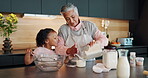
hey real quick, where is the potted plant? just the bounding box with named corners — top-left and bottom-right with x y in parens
top-left (0, 13), bottom-right (18, 54)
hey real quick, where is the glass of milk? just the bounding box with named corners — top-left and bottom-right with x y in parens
top-left (75, 54), bottom-right (86, 67)
top-left (76, 60), bottom-right (86, 67)
top-left (117, 49), bottom-right (130, 78)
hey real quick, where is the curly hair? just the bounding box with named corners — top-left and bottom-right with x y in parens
top-left (36, 28), bottom-right (56, 47)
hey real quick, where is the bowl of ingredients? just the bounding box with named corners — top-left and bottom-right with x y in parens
top-left (111, 42), bottom-right (121, 46)
top-left (33, 54), bottom-right (64, 72)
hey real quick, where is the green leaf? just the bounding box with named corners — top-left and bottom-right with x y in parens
top-left (0, 14), bottom-right (18, 38)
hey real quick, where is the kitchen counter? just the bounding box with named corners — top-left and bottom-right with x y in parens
top-left (0, 45), bottom-right (147, 67)
top-left (116, 46), bottom-right (148, 57)
top-left (116, 45), bottom-right (148, 49)
top-left (0, 58), bottom-right (148, 78)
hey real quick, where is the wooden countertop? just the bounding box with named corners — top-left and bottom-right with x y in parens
top-left (0, 58), bottom-right (148, 78)
top-left (0, 49), bottom-right (25, 56)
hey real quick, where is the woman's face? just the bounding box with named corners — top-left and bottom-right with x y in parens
top-left (46, 32), bottom-right (58, 46)
top-left (62, 9), bottom-right (79, 27)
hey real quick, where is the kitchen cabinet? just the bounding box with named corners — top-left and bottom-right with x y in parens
top-left (67, 0), bottom-right (89, 16)
top-left (89, 0), bottom-right (138, 20)
top-left (0, 56), bottom-right (13, 66)
top-left (42, 0), bottom-right (66, 15)
top-left (0, 49), bottom-right (34, 67)
top-left (0, 55), bottom-right (25, 66)
top-left (0, 0), bottom-right (11, 12)
top-left (108, 0), bottom-right (139, 20)
top-left (124, 0), bottom-right (139, 20)
top-left (108, 0), bottom-right (124, 19)
top-left (89, 0), bottom-right (107, 18)
top-left (0, 0), bottom-right (139, 20)
top-left (11, 0), bottom-right (41, 14)
top-left (13, 55), bottom-right (24, 65)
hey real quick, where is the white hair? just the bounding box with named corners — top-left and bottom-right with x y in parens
top-left (60, 3), bottom-right (79, 15)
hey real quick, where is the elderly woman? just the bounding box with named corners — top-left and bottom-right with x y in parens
top-left (55, 3), bottom-right (108, 58)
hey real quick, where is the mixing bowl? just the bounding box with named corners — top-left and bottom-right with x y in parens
top-left (33, 54), bottom-right (64, 72)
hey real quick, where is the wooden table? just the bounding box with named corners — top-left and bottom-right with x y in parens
top-left (0, 58), bottom-right (148, 78)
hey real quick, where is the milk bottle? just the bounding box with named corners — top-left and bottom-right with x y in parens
top-left (117, 49), bottom-right (130, 78)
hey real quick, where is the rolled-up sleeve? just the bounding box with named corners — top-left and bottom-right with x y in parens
top-left (94, 30), bottom-right (108, 48)
top-left (55, 36), bottom-right (68, 55)
top-left (89, 22), bottom-right (108, 48)
top-left (55, 26), bottom-right (69, 55)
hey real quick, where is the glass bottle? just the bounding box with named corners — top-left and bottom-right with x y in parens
top-left (117, 49), bottom-right (130, 78)
top-left (130, 52), bottom-right (136, 67)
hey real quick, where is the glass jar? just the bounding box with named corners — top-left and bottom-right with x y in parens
top-left (102, 49), bottom-right (118, 69)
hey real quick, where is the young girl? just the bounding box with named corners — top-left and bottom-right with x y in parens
top-left (24, 28), bottom-right (58, 65)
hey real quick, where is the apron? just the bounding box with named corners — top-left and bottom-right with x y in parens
top-left (65, 23), bottom-right (93, 57)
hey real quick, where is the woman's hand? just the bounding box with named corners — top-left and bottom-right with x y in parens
top-left (88, 40), bottom-right (96, 47)
top-left (66, 44), bottom-right (77, 56)
top-left (64, 55), bottom-right (74, 64)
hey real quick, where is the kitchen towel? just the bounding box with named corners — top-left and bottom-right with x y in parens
top-left (92, 63), bottom-right (111, 73)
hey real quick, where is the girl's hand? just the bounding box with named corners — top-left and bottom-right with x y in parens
top-left (26, 48), bottom-right (33, 55)
top-left (25, 48), bottom-right (34, 65)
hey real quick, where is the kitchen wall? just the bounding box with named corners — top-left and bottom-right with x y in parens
top-left (0, 15), bottom-right (129, 50)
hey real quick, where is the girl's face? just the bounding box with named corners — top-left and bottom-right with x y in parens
top-left (46, 32), bottom-right (58, 46)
